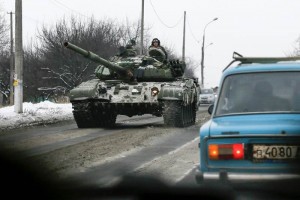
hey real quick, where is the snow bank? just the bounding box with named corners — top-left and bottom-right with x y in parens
top-left (0, 101), bottom-right (73, 130)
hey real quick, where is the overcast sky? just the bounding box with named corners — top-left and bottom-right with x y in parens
top-left (1, 0), bottom-right (300, 88)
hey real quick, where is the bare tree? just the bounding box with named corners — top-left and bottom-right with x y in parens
top-left (0, 11), bottom-right (9, 52)
top-left (23, 43), bottom-right (47, 102)
top-left (183, 57), bottom-right (199, 78)
top-left (290, 36), bottom-right (300, 56)
top-left (118, 19), bottom-right (154, 55)
top-left (0, 51), bottom-right (10, 105)
top-left (34, 16), bottom-right (124, 98)
top-left (0, 9), bottom-right (9, 105)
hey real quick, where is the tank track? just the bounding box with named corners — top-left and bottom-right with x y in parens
top-left (72, 101), bottom-right (117, 128)
top-left (72, 100), bottom-right (196, 128)
top-left (162, 100), bottom-right (197, 127)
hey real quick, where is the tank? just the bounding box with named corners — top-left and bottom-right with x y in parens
top-left (64, 41), bottom-right (200, 128)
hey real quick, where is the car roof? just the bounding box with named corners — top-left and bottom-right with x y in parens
top-left (223, 63), bottom-right (300, 76)
top-left (222, 52), bottom-right (300, 77)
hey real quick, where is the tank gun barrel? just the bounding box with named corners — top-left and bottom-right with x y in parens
top-left (64, 42), bottom-right (132, 79)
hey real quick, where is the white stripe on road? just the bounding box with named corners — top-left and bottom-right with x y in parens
top-left (132, 136), bottom-right (200, 184)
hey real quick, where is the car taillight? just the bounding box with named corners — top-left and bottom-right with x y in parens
top-left (208, 143), bottom-right (244, 160)
top-left (232, 143), bottom-right (244, 159)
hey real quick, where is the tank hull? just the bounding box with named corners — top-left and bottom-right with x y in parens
top-left (70, 79), bottom-right (199, 128)
top-left (64, 41), bottom-right (200, 128)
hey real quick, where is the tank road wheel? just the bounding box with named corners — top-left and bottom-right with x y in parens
top-left (163, 101), bottom-right (185, 127)
top-left (186, 103), bottom-right (191, 124)
top-left (192, 101), bottom-right (197, 124)
top-left (186, 101), bottom-right (197, 126)
top-left (175, 102), bottom-right (186, 127)
top-left (163, 100), bottom-right (197, 127)
top-left (188, 104), bottom-right (194, 125)
top-left (92, 103), bottom-right (117, 128)
top-left (163, 101), bottom-right (176, 126)
top-left (162, 101), bottom-right (172, 126)
top-left (72, 101), bottom-right (99, 128)
top-left (102, 112), bottom-right (117, 128)
top-left (72, 101), bottom-right (117, 128)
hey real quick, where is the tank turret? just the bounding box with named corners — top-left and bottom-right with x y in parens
top-left (64, 41), bottom-right (186, 81)
top-left (64, 42), bottom-right (133, 80)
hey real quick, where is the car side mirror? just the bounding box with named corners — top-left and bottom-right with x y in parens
top-left (208, 104), bottom-right (214, 115)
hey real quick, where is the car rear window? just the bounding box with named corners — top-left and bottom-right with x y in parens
top-left (215, 72), bottom-right (300, 116)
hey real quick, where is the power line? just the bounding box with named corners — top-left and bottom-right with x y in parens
top-left (23, 15), bottom-right (43, 25)
top-left (187, 17), bottom-right (200, 44)
top-left (50, 0), bottom-right (91, 20)
top-left (48, 0), bottom-right (69, 12)
top-left (21, 0), bottom-right (91, 26)
top-left (149, 0), bottom-right (183, 29)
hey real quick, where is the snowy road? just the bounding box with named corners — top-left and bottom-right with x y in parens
top-left (0, 103), bottom-right (210, 187)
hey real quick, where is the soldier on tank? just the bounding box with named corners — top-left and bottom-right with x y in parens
top-left (148, 38), bottom-right (168, 61)
top-left (119, 39), bottom-right (137, 57)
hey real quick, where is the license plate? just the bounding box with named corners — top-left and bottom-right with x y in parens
top-left (253, 145), bottom-right (299, 159)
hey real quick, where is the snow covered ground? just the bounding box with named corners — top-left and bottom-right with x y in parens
top-left (0, 101), bottom-right (73, 130)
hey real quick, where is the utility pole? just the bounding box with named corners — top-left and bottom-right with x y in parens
top-left (14, 0), bottom-right (23, 113)
top-left (182, 11), bottom-right (186, 62)
top-left (140, 0), bottom-right (144, 55)
top-left (200, 33), bottom-right (205, 88)
top-left (7, 11), bottom-right (14, 106)
top-left (200, 17), bottom-right (218, 87)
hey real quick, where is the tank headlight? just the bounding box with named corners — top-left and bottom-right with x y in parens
top-left (132, 88), bottom-right (139, 95)
top-left (151, 87), bottom-right (159, 96)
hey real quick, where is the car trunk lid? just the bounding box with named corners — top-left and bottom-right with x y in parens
top-left (209, 114), bottom-right (300, 137)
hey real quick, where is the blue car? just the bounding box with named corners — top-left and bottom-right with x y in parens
top-left (196, 52), bottom-right (300, 182)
